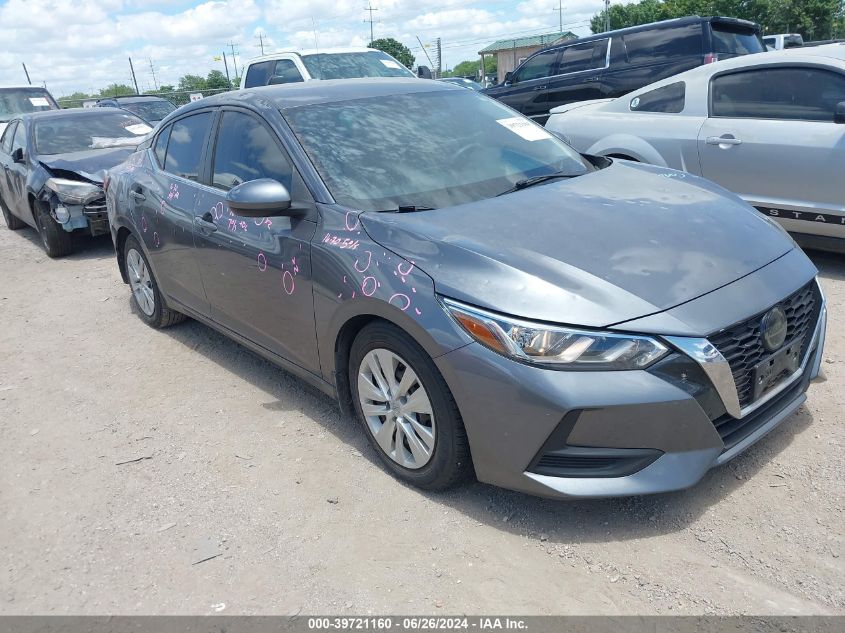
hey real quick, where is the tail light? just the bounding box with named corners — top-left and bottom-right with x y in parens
top-left (704, 53), bottom-right (719, 64)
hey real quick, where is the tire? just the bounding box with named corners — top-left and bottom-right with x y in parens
top-left (33, 199), bottom-right (73, 257)
top-left (349, 321), bottom-right (472, 490)
top-left (0, 195), bottom-right (26, 231)
top-left (123, 235), bottom-right (185, 329)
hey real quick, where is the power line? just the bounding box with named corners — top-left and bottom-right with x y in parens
top-left (364, 3), bottom-right (378, 43)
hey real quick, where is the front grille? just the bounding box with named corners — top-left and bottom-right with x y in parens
top-left (709, 281), bottom-right (820, 409)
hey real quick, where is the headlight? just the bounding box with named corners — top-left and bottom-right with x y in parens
top-left (442, 298), bottom-right (669, 370)
top-left (45, 178), bottom-right (102, 205)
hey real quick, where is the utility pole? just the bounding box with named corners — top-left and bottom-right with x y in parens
top-left (436, 37), bottom-right (442, 79)
top-left (554, 1), bottom-right (564, 33)
top-left (222, 51), bottom-right (231, 84)
top-left (605, 0), bottom-right (611, 32)
top-left (364, 3), bottom-right (378, 44)
top-left (128, 57), bottom-right (140, 95)
top-left (227, 42), bottom-right (239, 78)
top-left (22, 63), bottom-right (31, 85)
top-left (148, 58), bottom-right (158, 90)
top-left (256, 32), bottom-right (266, 56)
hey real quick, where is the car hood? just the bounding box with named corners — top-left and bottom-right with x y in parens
top-left (360, 161), bottom-right (794, 328)
top-left (37, 147), bottom-right (137, 184)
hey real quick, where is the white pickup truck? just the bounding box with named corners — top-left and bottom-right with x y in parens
top-left (240, 47), bottom-right (416, 89)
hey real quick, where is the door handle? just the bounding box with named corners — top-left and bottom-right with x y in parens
top-left (706, 135), bottom-right (742, 146)
top-left (129, 188), bottom-right (146, 202)
top-left (194, 213), bottom-right (218, 233)
top-left (533, 85), bottom-right (548, 91)
top-left (586, 76), bottom-right (600, 82)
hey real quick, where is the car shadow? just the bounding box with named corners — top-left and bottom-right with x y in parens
top-left (8, 224), bottom-right (114, 261)
top-left (807, 248), bottom-right (845, 281)
top-left (150, 296), bottom-right (818, 544)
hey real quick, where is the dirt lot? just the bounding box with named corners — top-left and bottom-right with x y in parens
top-left (0, 220), bottom-right (842, 616)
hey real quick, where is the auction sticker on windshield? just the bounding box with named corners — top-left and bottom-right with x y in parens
top-left (29, 97), bottom-right (50, 107)
top-left (380, 59), bottom-right (402, 69)
top-left (496, 117), bottom-right (552, 141)
top-left (125, 124), bottom-right (153, 135)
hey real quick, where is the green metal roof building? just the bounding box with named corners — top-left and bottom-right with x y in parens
top-left (478, 31), bottom-right (577, 84)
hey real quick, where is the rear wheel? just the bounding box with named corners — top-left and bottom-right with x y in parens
top-left (0, 195), bottom-right (26, 230)
top-left (349, 322), bottom-right (472, 490)
top-left (124, 235), bottom-right (185, 328)
top-left (33, 200), bottom-right (73, 257)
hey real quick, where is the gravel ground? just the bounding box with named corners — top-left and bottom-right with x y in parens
top-left (0, 220), bottom-right (842, 616)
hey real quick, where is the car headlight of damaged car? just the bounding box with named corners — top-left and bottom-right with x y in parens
top-left (45, 178), bottom-right (103, 205)
top-left (442, 298), bottom-right (669, 370)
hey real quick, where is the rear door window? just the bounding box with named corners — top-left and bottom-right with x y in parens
top-left (153, 124), bottom-right (171, 167)
top-left (630, 82), bottom-right (686, 113)
top-left (244, 61), bottom-right (273, 88)
top-left (710, 23), bottom-right (764, 56)
top-left (557, 39), bottom-right (608, 74)
top-left (270, 59), bottom-right (304, 84)
top-left (211, 111), bottom-right (292, 191)
top-left (711, 67), bottom-right (845, 121)
top-left (162, 112), bottom-right (212, 181)
top-left (514, 49), bottom-right (559, 82)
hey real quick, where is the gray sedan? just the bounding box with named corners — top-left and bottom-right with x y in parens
top-left (545, 45), bottom-right (845, 253)
top-left (105, 79), bottom-right (825, 499)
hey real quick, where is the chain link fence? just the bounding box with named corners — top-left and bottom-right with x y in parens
top-left (57, 88), bottom-right (233, 110)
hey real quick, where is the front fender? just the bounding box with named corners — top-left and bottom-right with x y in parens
top-left (585, 134), bottom-right (668, 167)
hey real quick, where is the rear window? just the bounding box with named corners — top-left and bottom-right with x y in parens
top-left (621, 25), bottom-right (701, 64)
top-left (301, 51), bottom-right (415, 80)
top-left (630, 82), bottom-right (686, 113)
top-left (244, 61), bottom-right (273, 88)
top-left (120, 99), bottom-right (176, 123)
top-left (0, 88), bottom-right (58, 122)
top-left (711, 23), bottom-right (764, 55)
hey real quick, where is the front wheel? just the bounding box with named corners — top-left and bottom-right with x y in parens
top-left (123, 236), bottom-right (185, 328)
top-left (349, 322), bottom-right (472, 490)
top-left (33, 200), bottom-right (73, 257)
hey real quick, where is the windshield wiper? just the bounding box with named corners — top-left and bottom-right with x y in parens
top-left (496, 171), bottom-right (575, 197)
top-left (379, 205), bottom-right (437, 213)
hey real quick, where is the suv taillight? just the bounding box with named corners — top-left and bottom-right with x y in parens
top-left (704, 53), bottom-right (719, 64)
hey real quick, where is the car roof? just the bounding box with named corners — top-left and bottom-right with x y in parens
top-left (0, 85), bottom-right (52, 91)
top-left (176, 78), bottom-right (457, 113)
top-left (245, 47), bottom-right (379, 65)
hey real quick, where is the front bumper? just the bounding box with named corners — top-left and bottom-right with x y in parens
top-left (434, 286), bottom-right (826, 500)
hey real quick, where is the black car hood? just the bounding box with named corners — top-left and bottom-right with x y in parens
top-left (360, 161), bottom-right (794, 328)
top-left (37, 147), bottom-right (136, 184)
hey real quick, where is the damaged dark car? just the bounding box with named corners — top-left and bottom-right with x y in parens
top-left (0, 108), bottom-right (152, 257)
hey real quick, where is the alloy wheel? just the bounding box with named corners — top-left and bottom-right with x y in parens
top-left (357, 348), bottom-right (436, 469)
top-left (126, 248), bottom-right (155, 316)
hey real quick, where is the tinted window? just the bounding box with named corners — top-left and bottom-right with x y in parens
top-left (34, 112), bottom-right (150, 155)
top-left (711, 24), bottom-right (764, 56)
top-left (514, 49), bottom-right (558, 82)
top-left (284, 89), bottom-right (588, 211)
top-left (211, 111), bottom-right (292, 191)
top-left (245, 61), bottom-right (273, 88)
top-left (0, 88), bottom-right (58, 122)
top-left (1, 122), bottom-right (17, 154)
top-left (711, 67), bottom-right (845, 121)
top-left (270, 59), bottom-right (304, 84)
top-left (12, 123), bottom-right (27, 153)
top-left (154, 124), bottom-right (171, 167)
top-left (622, 25), bottom-right (701, 64)
top-left (630, 82), bottom-right (686, 113)
top-left (558, 40), bottom-right (607, 74)
top-left (301, 51), bottom-right (415, 79)
top-left (120, 99), bottom-right (177, 123)
top-left (163, 112), bottom-right (212, 180)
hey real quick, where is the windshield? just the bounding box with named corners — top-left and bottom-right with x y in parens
top-left (0, 88), bottom-right (58, 122)
top-left (119, 100), bottom-right (176, 122)
top-left (301, 51), bottom-right (415, 80)
top-left (712, 24), bottom-right (764, 56)
top-left (34, 112), bottom-right (152, 155)
top-left (284, 89), bottom-right (589, 211)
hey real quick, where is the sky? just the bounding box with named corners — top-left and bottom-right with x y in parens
top-left (0, 0), bottom-right (625, 96)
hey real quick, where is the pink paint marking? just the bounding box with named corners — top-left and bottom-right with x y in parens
top-left (212, 202), bottom-right (224, 220)
top-left (412, 287), bottom-right (417, 293)
top-left (414, 308), bottom-right (422, 316)
top-left (283, 270), bottom-right (295, 295)
top-left (257, 252), bottom-right (267, 272)
top-left (361, 276), bottom-right (377, 297)
top-left (153, 232), bottom-right (160, 248)
top-left (141, 216), bottom-right (147, 232)
top-left (397, 261), bottom-right (415, 276)
top-left (389, 293), bottom-right (412, 311)
top-left (354, 250), bottom-right (372, 273)
top-left (345, 211), bottom-right (360, 231)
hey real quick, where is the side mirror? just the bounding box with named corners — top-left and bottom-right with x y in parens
top-left (835, 101), bottom-right (845, 124)
top-left (504, 71), bottom-right (514, 85)
top-left (417, 66), bottom-right (432, 80)
top-left (226, 179), bottom-right (296, 217)
top-left (11, 148), bottom-right (24, 163)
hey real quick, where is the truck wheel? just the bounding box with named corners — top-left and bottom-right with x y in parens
top-left (33, 200), bottom-right (73, 257)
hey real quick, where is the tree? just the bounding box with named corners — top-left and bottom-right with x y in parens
top-left (205, 69), bottom-right (231, 90)
top-left (58, 91), bottom-right (92, 101)
top-left (368, 37), bottom-right (415, 69)
top-left (99, 83), bottom-right (137, 97)
top-left (448, 57), bottom-right (497, 79)
top-left (590, 0), bottom-right (845, 39)
top-left (177, 74), bottom-right (207, 92)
